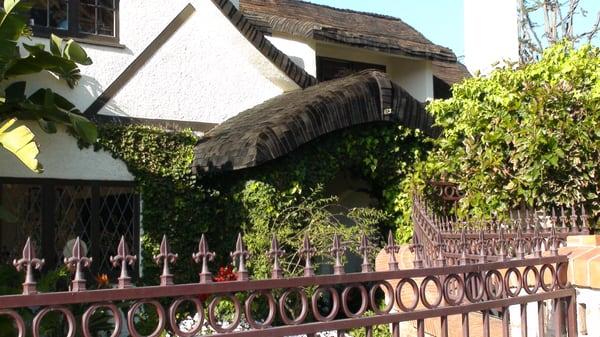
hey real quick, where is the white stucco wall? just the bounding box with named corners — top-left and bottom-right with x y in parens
top-left (316, 43), bottom-right (433, 101)
top-left (267, 34), bottom-right (317, 77)
top-left (0, 122), bottom-right (133, 181)
top-left (13, 0), bottom-right (299, 124)
top-left (464, 0), bottom-right (519, 75)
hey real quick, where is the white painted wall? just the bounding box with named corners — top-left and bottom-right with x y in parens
top-left (11, 0), bottom-right (299, 125)
top-left (267, 34), bottom-right (317, 77)
top-left (0, 122), bottom-right (133, 181)
top-left (316, 43), bottom-right (433, 101)
top-left (464, 0), bottom-right (519, 75)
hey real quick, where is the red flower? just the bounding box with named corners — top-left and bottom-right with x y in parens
top-left (199, 265), bottom-right (237, 302)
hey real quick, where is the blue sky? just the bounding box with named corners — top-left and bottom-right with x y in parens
top-left (308, 0), bottom-right (600, 60)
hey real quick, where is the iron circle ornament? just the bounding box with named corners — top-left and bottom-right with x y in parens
top-left (556, 262), bottom-right (570, 289)
top-left (127, 300), bottom-right (166, 337)
top-left (540, 264), bottom-right (557, 292)
top-left (485, 270), bottom-right (505, 300)
top-left (208, 294), bottom-right (242, 333)
top-left (311, 286), bottom-right (340, 322)
top-left (523, 266), bottom-right (541, 294)
top-left (503, 268), bottom-right (523, 297)
top-left (33, 307), bottom-right (77, 337)
top-left (464, 272), bottom-right (484, 302)
top-left (369, 281), bottom-right (395, 314)
top-left (278, 288), bottom-right (309, 325)
top-left (420, 276), bottom-right (443, 309)
top-left (443, 274), bottom-right (465, 306)
top-left (341, 284), bottom-right (369, 318)
top-left (395, 278), bottom-right (419, 312)
top-left (0, 309), bottom-right (26, 337)
top-left (244, 291), bottom-right (277, 329)
top-left (82, 303), bottom-right (122, 337)
top-left (168, 297), bottom-right (204, 337)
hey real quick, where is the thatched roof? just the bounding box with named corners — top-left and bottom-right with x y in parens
top-left (432, 61), bottom-right (471, 86)
top-left (211, 0), bottom-right (317, 88)
top-left (193, 70), bottom-right (438, 172)
top-left (239, 0), bottom-right (457, 62)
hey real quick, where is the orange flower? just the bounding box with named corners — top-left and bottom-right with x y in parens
top-left (95, 274), bottom-right (110, 288)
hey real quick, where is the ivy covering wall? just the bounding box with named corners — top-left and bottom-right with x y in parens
top-left (96, 123), bottom-right (429, 284)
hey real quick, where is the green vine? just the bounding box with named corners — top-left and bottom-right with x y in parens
top-left (95, 122), bottom-right (430, 284)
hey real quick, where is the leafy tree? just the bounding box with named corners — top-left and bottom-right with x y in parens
top-left (0, 0), bottom-right (96, 218)
top-left (409, 43), bottom-right (600, 221)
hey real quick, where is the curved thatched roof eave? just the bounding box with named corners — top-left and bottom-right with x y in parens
top-left (193, 70), bottom-right (439, 173)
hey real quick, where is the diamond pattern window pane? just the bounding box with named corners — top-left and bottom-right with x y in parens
top-left (0, 184), bottom-right (42, 264)
top-left (98, 186), bottom-right (137, 275)
top-left (54, 185), bottom-right (93, 266)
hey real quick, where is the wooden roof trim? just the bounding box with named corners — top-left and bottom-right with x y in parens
top-left (211, 0), bottom-right (317, 89)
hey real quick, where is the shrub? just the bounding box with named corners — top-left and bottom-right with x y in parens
top-left (410, 42), bottom-right (600, 221)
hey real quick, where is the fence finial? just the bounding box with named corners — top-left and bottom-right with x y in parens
top-left (110, 236), bottom-right (137, 289)
top-left (549, 221), bottom-right (559, 256)
top-left (13, 237), bottom-right (44, 295)
top-left (154, 235), bottom-right (178, 286)
top-left (498, 227), bottom-right (507, 261)
top-left (559, 206), bottom-right (568, 233)
top-left (459, 228), bottom-right (468, 265)
top-left (570, 204), bottom-right (579, 232)
top-left (268, 234), bottom-right (285, 279)
top-left (409, 235), bottom-right (423, 269)
top-left (231, 233), bottom-right (250, 281)
top-left (300, 234), bottom-right (316, 277)
top-left (581, 204), bottom-right (590, 234)
top-left (359, 234), bottom-right (372, 272)
top-left (533, 226), bottom-right (543, 258)
top-left (330, 234), bottom-right (346, 275)
top-left (193, 234), bottom-right (214, 284)
top-left (385, 231), bottom-right (400, 271)
top-left (478, 227), bottom-right (487, 263)
top-left (435, 231), bottom-right (446, 267)
top-left (516, 226), bottom-right (525, 259)
top-left (64, 237), bottom-right (92, 292)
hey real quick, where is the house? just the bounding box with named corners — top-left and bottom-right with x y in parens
top-left (0, 0), bottom-right (469, 274)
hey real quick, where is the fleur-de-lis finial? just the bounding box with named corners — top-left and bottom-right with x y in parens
top-left (268, 234), bottom-right (285, 279)
top-left (515, 226), bottom-right (525, 259)
top-left (459, 228), bottom-right (468, 265)
top-left (193, 234), bottom-right (215, 284)
top-left (230, 233), bottom-right (250, 281)
top-left (300, 234), bottom-right (316, 277)
top-left (559, 206), bottom-right (568, 233)
top-left (359, 234), bottom-right (373, 272)
top-left (110, 236), bottom-right (137, 289)
top-left (409, 235), bottom-right (423, 269)
top-left (434, 231), bottom-right (446, 267)
top-left (581, 204), bottom-right (590, 234)
top-left (570, 204), bottom-right (579, 232)
top-left (13, 238), bottom-right (44, 295)
top-left (153, 235), bottom-right (178, 286)
top-left (549, 220), bottom-right (559, 256)
top-left (498, 227), bottom-right (507, 261)
top-left (533, 226), bottom-right (543, 258)
top-left (385, 231), bottom-right (400, 271)
top-left (64, 237), bottom-right (92, 292)
top-left (330, 234), bottom-right (346, 275)
top-left (478, 227), bottom-right (487, 263)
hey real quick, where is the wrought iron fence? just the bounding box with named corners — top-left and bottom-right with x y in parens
top-left (0, 222), bottom-right (577, 337)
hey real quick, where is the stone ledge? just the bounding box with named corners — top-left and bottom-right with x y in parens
top-left (560, 236), bottom-right (600, 290)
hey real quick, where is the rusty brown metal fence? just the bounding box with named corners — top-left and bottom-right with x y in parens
top-left (0, 193), bottom-right (581, 337)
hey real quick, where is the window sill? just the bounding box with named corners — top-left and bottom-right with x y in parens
top-left (32, 28), bottom-right (125, 49)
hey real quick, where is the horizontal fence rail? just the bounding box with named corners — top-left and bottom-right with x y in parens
top-left (0, 227), bottom-right (578, 337)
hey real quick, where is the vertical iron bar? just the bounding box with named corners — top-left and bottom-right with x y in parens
top-left (462, 313), bottom-right (469, 337)
top-left (392, 322), bottom-right (400, 337)
top-left (483, 310), bottom-right (490, 337)
top-left (567, 296), bottom-right (577, 337)
top-left (417, 319), bottom-right (425, 337)
top-left (501, 307), bottom-right (510, 337)
top-left (554, 298), bottom-right (564, 337)
top-left (365, 326), bottom-right (373, 337)
top-left (538, 301), bottom-right (546, 337)
top-left (521, 303), bottom-right (528, 337)
top-left (578, 303), bottom-right (587, 336)
top-left (440, 315), bottom-right (448, 337)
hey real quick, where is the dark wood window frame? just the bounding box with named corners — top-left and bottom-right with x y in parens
top-left (317, 56), bottom-right (387, 82)
top-left (31, 0), bottom-right (122, 48)
top-left (0, 177), bottom-right (139, 276)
